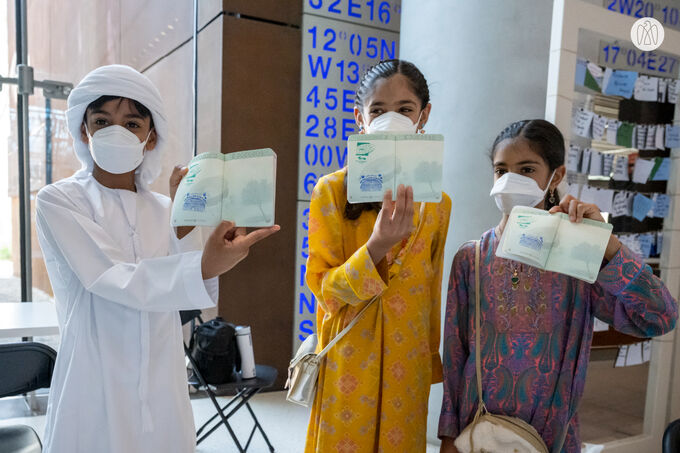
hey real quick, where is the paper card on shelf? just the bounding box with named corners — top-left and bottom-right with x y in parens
top-left (593, 317), bottom-right (609, 332)
top-left (606, 119), bottom-right (620, 145)
top-left (658, 231), bottom-right (664, 253)
top-left (653, 194), bottom-right (670, 218)
top-left (580, 185), bottom-right (597, 204)
top-left (632, 158), bottom-right (655, 184)
top-left (656, 123), bottom-right (666, 149)
top-left (603, 154), bottom-right (615, 176)
top-left (615, 345), bottom-right (629, 367)
top-left (580, 148), bottom-right (593, 173)
top-left (669, 79), bottom-right (680, 104)
top-left (627, 342), bottom-right (645, 366)
top-left (665, 124), bottom-right (680, 148)
top-left (617, 234), bottom-right (631, 251)
top-left (645, 125), bottom-right (657, 149)
top-left (592, 115), bottom-right (607, 140)
top-left (596, 189), bottom-right (614, 213)
top-left (575, 58), bottom-right (587, 86)
top-left (566, 145), bottom-right (582, 172)
top-left (642, 341), bottom-right (651, 363)
top-left (647, 194), bottom-right (658, 217)
top-left (589, 151), bottom-right (603, 176)
top-left (658, 78), bottom-right (668, 102)
top-left (616, 122), bottom-right (635, 147)
top-left (572, 109), bottom-right (594, 138)
top-left (634, 75), bottom-right (660, 101)
top-left (566, 184), bottom-right (580, 198)
top-left (601, 67), bottom-right (612, 94)
top-left (585, 62), bottom-right (604, 91)
top-left (639, 233), bottom-right (654, 258)
top-left (612, 191), bottom-right (630, 217)
top-left (635, 125), bottom-right (647, 149)
top-left (651, 157), bottom-right (670, 181)
top-left (612, 155), bottom-right (629, 181)
top-left (603, 69), bottom-right (638, 98)
top-left (632, 193), bottom-right (653, 221)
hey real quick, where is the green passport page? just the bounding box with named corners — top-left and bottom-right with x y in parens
top-left (171, 148), bottom-right (276, 227)
top-left (347, 133), bottom-right (444, 203)
top-left (496, 206), bottom-right (613, 283)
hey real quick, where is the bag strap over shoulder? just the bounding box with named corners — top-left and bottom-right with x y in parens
top-left (474, 240), bottom-right (486, 413)
top-left (317, 293), bottom-right (378, 360)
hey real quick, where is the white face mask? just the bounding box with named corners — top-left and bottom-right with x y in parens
top-left (489, 170), bottom-right (555, 214)
top-left (365, 111), bottom-right (421, 134)
top-left (86, 125), bottom-right (150, 174)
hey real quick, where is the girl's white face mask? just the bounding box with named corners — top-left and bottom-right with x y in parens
top-left (86, 125), bottom-right (150, 174)
top-left (365, 111), bottom-right (421, 134)
top-left (489, 170), bottom-right (555, 214)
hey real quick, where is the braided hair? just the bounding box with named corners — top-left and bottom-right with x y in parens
top-left (490, 119), bottom-right (565, 210)
top-left (345, 59), bottom-right (430, 220)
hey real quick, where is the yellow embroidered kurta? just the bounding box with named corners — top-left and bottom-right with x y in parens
top-left (304, 169), bottom-right (451, 453)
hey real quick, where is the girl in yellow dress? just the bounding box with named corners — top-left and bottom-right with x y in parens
top-left (305, 59), bottom-right (452, 453)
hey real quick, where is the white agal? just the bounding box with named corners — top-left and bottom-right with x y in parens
top-left (35, 176), bottom-right (218, 453)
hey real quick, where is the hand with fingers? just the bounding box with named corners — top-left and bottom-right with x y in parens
top-left (201, 220), bottom-right (281, 279)
top-left (549, 194), bottom-right (621, 261)
top-left (169, 165), bottom-right (189, 202)
top-left (366, 184), bottom-right (415, 265)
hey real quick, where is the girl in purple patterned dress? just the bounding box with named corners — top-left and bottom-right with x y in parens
top-left (439, 119), bottom-right (678, 453)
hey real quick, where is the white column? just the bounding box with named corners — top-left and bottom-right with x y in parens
top-left (400, 0), bottom-right (555, 443)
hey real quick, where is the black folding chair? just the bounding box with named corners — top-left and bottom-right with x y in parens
top-left (0, 342), bottom-right (57, 453)
top-left (180, 310), bottom-right (277, 453)
top-left (663, 418), bottom-right (680, 453)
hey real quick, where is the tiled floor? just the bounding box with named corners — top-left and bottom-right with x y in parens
top-left (579, 357), bottom-right (648, 444)
top-left (0, 391), bottom-right (440, 452)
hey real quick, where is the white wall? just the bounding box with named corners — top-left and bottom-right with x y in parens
top-left (399, 0), bottom-right (555, 443)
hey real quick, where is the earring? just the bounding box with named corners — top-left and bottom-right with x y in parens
top-left (549, 189), bottom-right (556, 204)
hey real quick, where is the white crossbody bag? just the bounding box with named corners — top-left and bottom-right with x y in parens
top-left (286, 202), bottom-right (426, 407)
top-left (454, 240), bottom-right (551, 453)
top-left (285, 294), bottom-right (378, 407)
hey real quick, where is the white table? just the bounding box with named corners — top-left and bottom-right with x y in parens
top-left (0, 302), bottom-right (59, 338)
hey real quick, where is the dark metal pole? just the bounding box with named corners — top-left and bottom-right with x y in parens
top-left (192, 0), bottom-right (198, 157)
top-left (15, 0), bottom-right (32, 303)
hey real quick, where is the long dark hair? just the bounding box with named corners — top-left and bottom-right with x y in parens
top-left (490, 119), bottom-right (565, 210)
top-left (345, 59), bottom-right (430, 220)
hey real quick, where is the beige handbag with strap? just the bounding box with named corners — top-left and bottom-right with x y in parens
top-left (285, 294), bottom-right (378, 407)
top-left (454, 240), bottom-right (550, 453)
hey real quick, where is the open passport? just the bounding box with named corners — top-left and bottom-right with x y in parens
top-left (496, 206), bottom-right (613, 283)
top-left (346, 133), bottom-right (444, 203)
top-left (171, 149), bottom-right (276, 227)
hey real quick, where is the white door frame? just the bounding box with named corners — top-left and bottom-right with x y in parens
top-left (546, 0), bottom-right (680, 451)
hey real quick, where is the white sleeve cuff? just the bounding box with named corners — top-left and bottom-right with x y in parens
top-left (181, 250), bottom-right (217, 309)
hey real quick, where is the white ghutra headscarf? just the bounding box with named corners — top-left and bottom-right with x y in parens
top-left (66, 64), bottom-right (168, 187)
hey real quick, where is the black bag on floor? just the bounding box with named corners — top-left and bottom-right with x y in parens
top-left (190, 317), bottom-right (240, 385)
